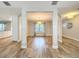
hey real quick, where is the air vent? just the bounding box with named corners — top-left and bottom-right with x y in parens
top-left (3, 1), bottom-right (11, 6)
top-left (52, 1), bottom-right (58, 5)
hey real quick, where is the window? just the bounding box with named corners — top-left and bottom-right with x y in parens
top-left (35, 22), bottom-right (44, 32)
top-left (0, 23), bottom-right (5, 32)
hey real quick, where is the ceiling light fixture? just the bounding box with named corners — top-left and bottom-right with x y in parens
top-left (37, 21), bottom-right (42, 24)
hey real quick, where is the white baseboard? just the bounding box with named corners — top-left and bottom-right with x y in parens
top-left (63, 35), bottom-right (79, 41)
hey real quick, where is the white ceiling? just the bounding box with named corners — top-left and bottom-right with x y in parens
top-left (0, 1), bottom-right (79, 20)
top-left (27, 12), bottom-right (52, 22)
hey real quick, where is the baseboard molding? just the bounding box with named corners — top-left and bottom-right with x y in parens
top-left (63, 35), bottom-right (79, 41)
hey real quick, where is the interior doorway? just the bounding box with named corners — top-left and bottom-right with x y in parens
top-left (27, 12), bottom-right (52, 37)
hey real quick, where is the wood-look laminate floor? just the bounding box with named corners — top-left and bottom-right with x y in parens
top-left (0, 36), bottom-right (79, 58)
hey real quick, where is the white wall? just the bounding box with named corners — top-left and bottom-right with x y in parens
top-left (18, 16), bottom-right (22, 41)
top-left (63, 15), bottom-right (79, 41)
top-left (12, 16), bottom-right (19, 41)
top-left (27, 21), bottom-right (35, 36)
top-left (45, 21), bottom-right (52, 36)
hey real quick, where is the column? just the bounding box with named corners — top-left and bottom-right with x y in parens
top-left (52, 6), bottom-right (59, 49)
top-left (21, 9), bottom-right (27, 48)
top-left (12, 16), bottom-right (19, 42)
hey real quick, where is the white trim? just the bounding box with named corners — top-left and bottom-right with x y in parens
top-left (22, 6), bottom-right (55, 12)
top-left (63, 35), bottom-right (79, 41)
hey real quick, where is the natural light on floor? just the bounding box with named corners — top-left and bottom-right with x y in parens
top-left (33, 37), bottom-right (45, 48)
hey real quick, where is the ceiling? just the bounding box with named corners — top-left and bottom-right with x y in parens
top-left (0, 1), bottom-right (79, 20)
top-left (27, 12), bottom-right (52, 22)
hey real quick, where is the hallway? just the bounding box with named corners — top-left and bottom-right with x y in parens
top-left (0, 37), bottom-right (79, 58)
